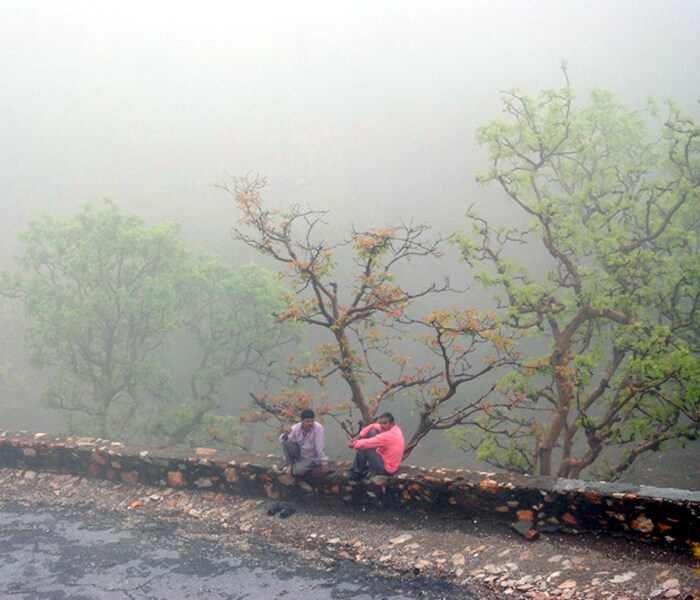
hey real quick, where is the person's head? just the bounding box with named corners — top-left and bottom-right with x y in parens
top-left (300, 408), bottom-right (315, 430)
top-left (377, 412), bottom-right (395, 432)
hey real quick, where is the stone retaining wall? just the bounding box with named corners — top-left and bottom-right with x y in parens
top-left (1, 429), bottom-right (698, 546)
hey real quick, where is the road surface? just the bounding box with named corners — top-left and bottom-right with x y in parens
top-left (0, 504), bottom-right (471, 599)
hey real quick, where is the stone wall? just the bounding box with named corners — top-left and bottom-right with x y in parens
top-left (1, 429), bottom-right (698, 546)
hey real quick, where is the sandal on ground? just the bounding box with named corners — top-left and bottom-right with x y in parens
top-left (278, 506), bottom-right (296, 519)
top-left (266, 504), bottom-right (284, 516)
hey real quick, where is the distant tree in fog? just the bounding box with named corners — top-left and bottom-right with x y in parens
top-left (0, 302), bottom-right (27, 399)
top-left (157, 259), bottom-right (297, 446)
top-left (219, 176), bottom-right (517, 456)
top-left (1, 201), bottom-right (293, 446)
top-left (452, 67), bottom-right (700, 480)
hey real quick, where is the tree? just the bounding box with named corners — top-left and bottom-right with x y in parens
top-left (219, 176), bottom-right (517, 456)
top-left (5, 201), bottom-right (188, 439)
top-left (3, 201), bottom-right (294, 446)
top-left (454, 69), bottom-right (700, 479)
top-left (0, 300), bottom-right (27, 399)
top-left (154, 259), bottom-right (298, 446)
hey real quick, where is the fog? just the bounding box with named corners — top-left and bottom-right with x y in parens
top-left (1, 1), bottom-right (699, 483)
top-left (3, 1), bottom-right (699, 244)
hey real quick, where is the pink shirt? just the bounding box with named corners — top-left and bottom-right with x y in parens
top-left (354, 423), bottom-right (405, 474)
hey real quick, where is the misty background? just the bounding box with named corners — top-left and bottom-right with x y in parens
top-left (2, 1), bottom-right (699, 484)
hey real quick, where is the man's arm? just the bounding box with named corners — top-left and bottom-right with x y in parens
top-left (347, 433), bottom-right (361, 446)
top-left (314, 425), bottom-right (329, 466)
top-left (353, 431), bottom-right (387, 451)
top-left (348, 423), bottom-right (379, 448)
top-left (278, 424), bottom-right (294, 444)
top-left (347, 430), bottom-right (362, 448)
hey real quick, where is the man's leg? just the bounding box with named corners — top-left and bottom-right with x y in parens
top-left (349, 429), bottom-right (375, 476)
top-left (363, 448), bottom-right (389, 476)
top-left (290, 458), bottom-right (314, 477)
top-left (362, 428), bottom-right (389, 476)
top-left (283, 441), bottom-right (301, 473)
top-left (282, 441), bottom-right (315, 476)
top-left (351, 447), bottom-right (388, 477)
top-left (349, 428), bottom-right (388, 478)
top-left (350, 450), bottom-right (368, 473)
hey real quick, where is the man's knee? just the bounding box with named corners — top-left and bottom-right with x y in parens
top-left (283, 440), bottom-right (301, 460)
top-left (291, 459), bottom-right (314, 476)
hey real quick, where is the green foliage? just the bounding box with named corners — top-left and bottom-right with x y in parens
top-left (11, 201), bottom-right (187, 439)
top-left (456, 69), bottom-right (700, 480)
top-left (154, 258), bottom-right (298, 445)
top-left (0, 300), bottom-right (27, 397)
top-left (2, 201), bottom-right (294, 447)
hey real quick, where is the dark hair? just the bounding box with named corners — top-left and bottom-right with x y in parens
top-left (300, 409), bottom-right (315, 420)
top-left (378, 412), bottom-right (394, 423)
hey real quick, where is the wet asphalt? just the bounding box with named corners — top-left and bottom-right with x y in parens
top-left (0, 504), bottom-right (474, 599)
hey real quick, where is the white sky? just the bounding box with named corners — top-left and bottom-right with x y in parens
top-left (1, 0), bottom-right (699, 258)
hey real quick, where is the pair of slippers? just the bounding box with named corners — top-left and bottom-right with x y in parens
top-left (266, 504), bottom-right (295, 518)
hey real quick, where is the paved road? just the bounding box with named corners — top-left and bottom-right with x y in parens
top-left (0, 505), bottom-right (472, 599)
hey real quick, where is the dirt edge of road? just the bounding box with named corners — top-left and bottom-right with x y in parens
top-left (1, 468), bottom-right (698, 600)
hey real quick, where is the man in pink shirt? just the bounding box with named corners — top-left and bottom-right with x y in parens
top-left (347, 412), bottom-right (404, 480)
